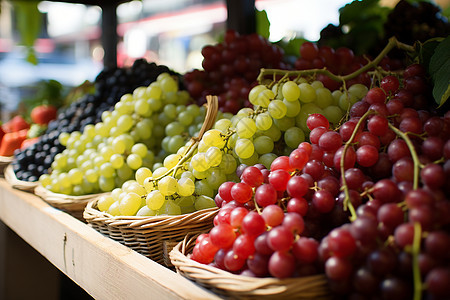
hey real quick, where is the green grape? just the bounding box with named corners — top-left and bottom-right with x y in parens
top-left (153, 166), bottom-right (168, 177)
top-left (284, 127), bottom-right (305, 149)
top-left (146, 83), bottom-right (162, 99)
top-left (315, 87), bottom-right (334, 109)
top-left (136, 206), bottom-right (157, 216)
top-left (283, 99), bottom-right (301, 118)
top-left (111, 188), bottom-right (123, 201)
top-left (177, 195), bottom-right (195, 207)
top-left (191, 153), bottom-right (210, 172)
top-left (192, 169), bottom-right (208, 179)
top-left (120, 93), bottom-right (133, 103)
top-left (98, 195), bottom-right (115, 212)
top-left (282, 81), bottom-right (301, 102)
top-left (121, 134), bottom-right (134, 153)
top-left (146, 190), bottom-right (165, 210)
top-left (298, 83), bottom-right (316, 103)
top-left (112, 137), bottom-right (126, 154)
top-left (194, 195), bottom-right (216, 210)
top-left (72, 186), bottom-right (84, 196)
top-left (168, 136), bottom-right (186, 154)
top-left (177, 177), bottom-right (195, 196)
top-left (143, 150), bottom-right (155, 165)
top-left (235, 138), bottom-right (254, 159)
top-left (110, 154), bottom-right (124, 169)
top-left (117, 164), bottom-right (133, 180)
top-left (131, 143), bottom-right (148, 158)
top-left (159, 200), bottom-right (181, 215)
top-left (163, 104), bottom-right (177, 119)
top-left (332, 90), bottom-right (343, 106)
top-left (207, 169), bottom-right (227, 190)
top-left (237, 108), bottom-right (254, 118)
top-left (54, 153), bottom-right (67, 169)
top-left (100, 162), bottom-right (116, 178)
top-left (125, 181), bottom-right (146, 196)
top-left (119, 192), bottom-right (141, 216)
top-left (133, 86), bottom-right (147, 99)
top-left (135, 167), bottom-right (152, 185)
top-left (165, 121), bottom-right (184, 136)
top-left (85, 169), bottom-right (99, 183)
top-left (100, 146), bottom-right (114, 161)
top-left (99, 176), bottom-right (115, 192)
top-left (248, 85), bottom-right (267, 105)
top-left (219, 153), bottom-right (237, 175)
top-left (202, 129), bottom-right (225, 148)
top-left (311, 80), bottom-right (324, 89)
top-left (339, 92), bottom-right (358, 111)
top-left (135, 98), bottom-right (152, 116)
top-left (256, 89), bottom-right (274, 107)
top-left (143, 177), bottom-right (155, 193)
top-left (163, 154), bottom-right (181, 169)
top-left (59, 173), bottom-right (71, 189)
top-left (197, 140), bottom-right (209, 153)
top-left (68, 168), bottom-right (83, 185)
top-left (59, 132), bottom-right (70, 146)
top-left (239, 151), bottom-right (259, 166)
top-left (348, 83), bottom-right (368, 99)
top-left (214, 118), bottom-right (232, 133)
top-left (161, 136), bottom-right (171, 153)
top-left (180, 170), bottom-right (195, 181)
top-left (107, 201), bottom-right (120, 216)
top-left (158, 176), bottom-right (177, 196)
top-left (117, 115), bottom-right (133, 132)
top-left (274, 117), bottom-right (295, 131)
top-left (259, 153), bottom-right (277, 169)
top-left (160, 76), bottom-right (178, 93)
top-left (148, 98), bottom-right (162, 111)
top-left (39, 174), bottom-right (51, 187)
top-left (195, 180), bottom-right (214, 198)
top-left (323, 105), bottom-right (344, 124)
top-left (255, 112), bottom-right (273, 131)
top-left (254, 135), bottom-right (274, 154)
top-left (127, 154), bottom-right (142, 170)
top-left (178, 111), bottom-right (194, 126)
top-left (263, 123), bottom-right (282, 142)
top-left (205, 147), bottom-right (222, 167)
top-left (81, 179), bottom-right (96, 194)
top-left (236, 117), bottom-right (257, 139)
top-left (268, 100), bottom-right (287, 119)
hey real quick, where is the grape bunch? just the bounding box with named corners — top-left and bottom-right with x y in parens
top-left (189, 60), bottom-right (450, 299)
top-left (12, 59), bottom-right (177, 182)
top-left (38, 73), bottom-right (204, 196)
top-left (183, 29), bottom-right (289, 114)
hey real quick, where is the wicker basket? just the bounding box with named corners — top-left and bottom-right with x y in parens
top-left (4, 164), bottom-right (39, 192)
top-left (84, 198), bottom-right (218, 266)
top-left (0, 156), bottom-right (14, 175)
top-left (34, 184), bottom-right (109, 221)
top-left (170, 235), bottom-right (331, 300)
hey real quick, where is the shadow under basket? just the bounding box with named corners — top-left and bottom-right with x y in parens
top-left (4, 164), bottom-right (39, 192)
top-left (83, 198), bottom-right (218, 267)
top-left (0, 156), bottom-right (14, 176)
top-left (170, 235), bottom-right (332, 300)
top-left (34, 184), bottom-right (109, 221)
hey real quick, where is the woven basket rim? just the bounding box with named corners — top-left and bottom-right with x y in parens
top-left (4, 163), bottom-right (39, 190)
top-left (84, 197), bottom-right (219, 228)
top-left (169, 235), bottom-right (330, 298)
top-left (0, 155), bottom-right (14, 163)
top-left (34, 184), bottom-right (109, 204)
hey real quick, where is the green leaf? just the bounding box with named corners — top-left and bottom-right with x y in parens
top-left (13, 1), bottom-right (42, 65)
top-left (417, 38), bottom-right (443, 69)
top-left (429, 36), bottom-right (450, 107)
top-left (256, 9), bottom-right (270, 39)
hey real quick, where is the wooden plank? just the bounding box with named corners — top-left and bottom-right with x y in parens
top-left (0, 180), bottom-right (220, 300)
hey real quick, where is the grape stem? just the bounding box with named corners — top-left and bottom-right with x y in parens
top-left (151, 95), bottom-right (219, 182)
top-left (257, 37), bottom-right (415, 84)
top-left (412, 222), bottom-right (423, 300)
top-left (340, 110), bottom-right (374, 221)
top-left (388, 124), bottom-right (420, 189)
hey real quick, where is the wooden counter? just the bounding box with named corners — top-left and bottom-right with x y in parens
top-left (0, 179), bottom-right (220, 300)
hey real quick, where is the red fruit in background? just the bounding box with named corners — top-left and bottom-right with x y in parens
top-left (2, 115), bottom-right (30, 133)
top-left (31, 105), bottom-right (58, 125)
top-left (0, 129), bottom-right (28, 156)
top-left (20, 137), bottom-right (39, 150)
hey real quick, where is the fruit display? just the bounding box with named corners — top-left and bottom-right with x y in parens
top-left (12, 60), bottom-right (177, 182)
top-left (181, 35), bottom-right (450, 299)
top-left (183, 30), bottom-right (289, 114)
